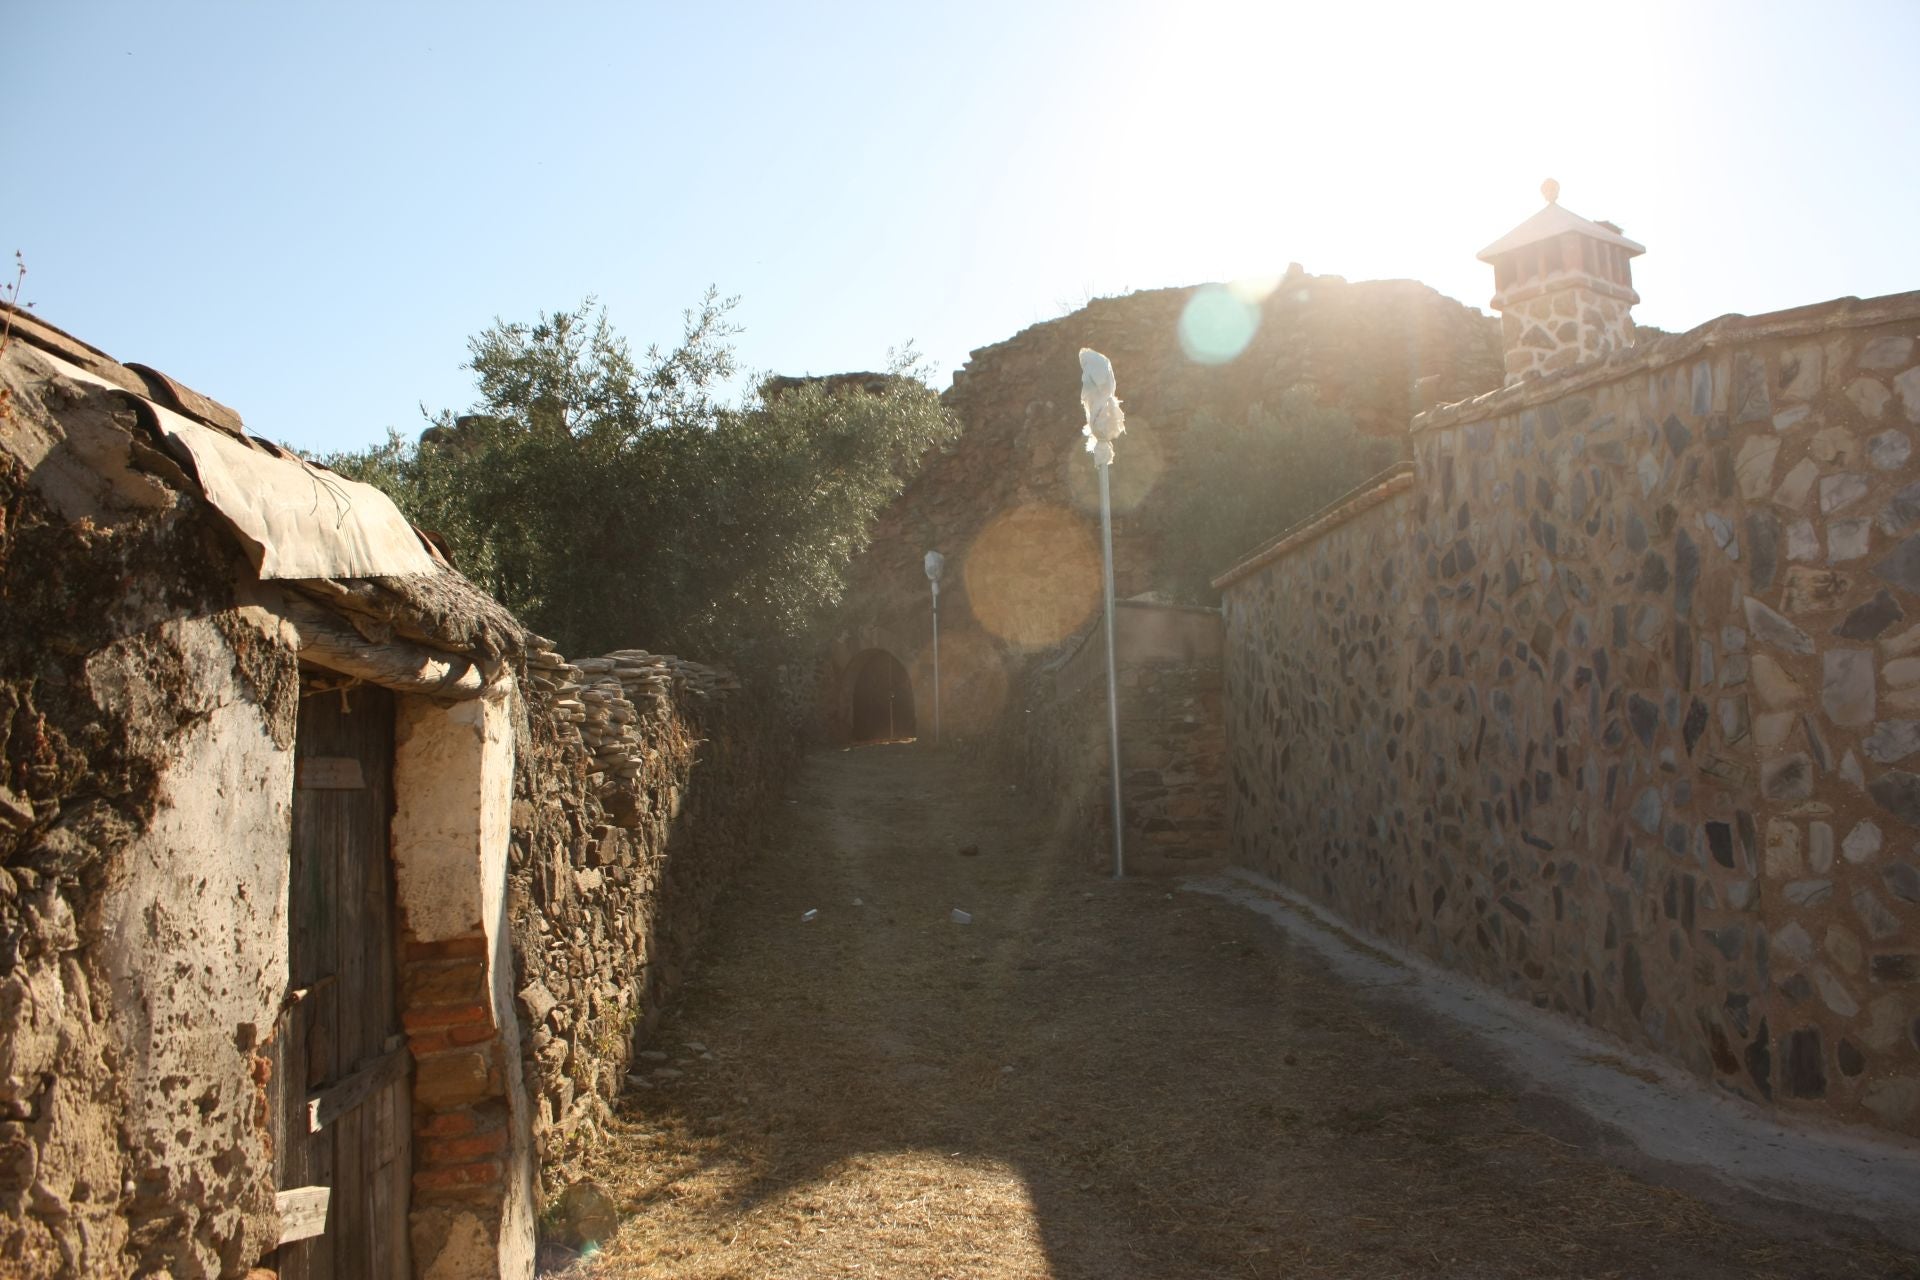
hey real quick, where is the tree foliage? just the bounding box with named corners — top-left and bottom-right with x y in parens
top-left (327, 293), bottom-right (956, 662)
top-left (1156, 388), bottom-right (1399, 603)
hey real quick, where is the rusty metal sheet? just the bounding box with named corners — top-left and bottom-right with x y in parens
top-left (126, 362), bottom-right (247, 437)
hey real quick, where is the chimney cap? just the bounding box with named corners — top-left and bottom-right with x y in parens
top-left (1477, 190), bottom-right (1644, 263)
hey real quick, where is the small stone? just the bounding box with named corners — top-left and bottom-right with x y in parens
top-left (1871, 954), bottom-right (1918, 983)
top-left (1837, 1038), bottom-right (1866, 1076)
top-left (1821, 649), bottom-right (1875, 726)
top-left (1703, 510), bottom-right (1737, 553)
top-left (1808, 821), bottom-right (1834, 872)
top-left (1883, 622), bottom-right (1920, 658)
top-left (1836, 589), bottom-right (1904, 640)
top-left (1785, 518), bottom-right (1820, 562)
top-left (1826, 924), bottom-right (1864, 975)
top-left (1774, 405), bottom-right (1812, 433)
top-left (1774, 458), bottom-right (1820, 510)
top-left (1828, 518), bottom-right (1872, 563)
top-left (1774, 921), bottom-right (1815, 962)
top-left (1761, 754), bottom-right (1814, 802)
top-left (1870, 429), bottom-right (1913, 471)
top-left (1884, 861), bottom-right (1920, 904)
top-left (1764, 819), bottom-right (1802, 878)
top-left (1855, 887), bottom-right (1902, 941)
top-left (1864, 720), bottom-right (1920, 764)
top-left (653, 1066), bottom-right (683, 1079)
top-left (1898, 365), bottom-right (1920, 423)
top-left (1843, 820), bottom-right (1884, 863)
top-left (1744, 597), bottom-right (1814, 654)
top-left (1820, 473), bottom-right (1870, 515)
top-left (1847, 378), bottom-right (1891, 420)
top-left (1875, 533), bottom-right (1920, 603)
top-left (1811, 425), bottom-right (1858, 465)
top-left (1815, 967), bottom-right (1859, 1017)
top-left (1631, 787), bottom-right (1662, 834)
top-left (1841, 750), bottom-right (1867, 787)
top-left (1782, 565), bottom-right (1852, 615)
top-left (1860, 336), bottom-right (1915, 370)
top-left (1887, 657), bottom-right (1920, 687)
top-left (1754, 712), bottom-right (1795, 747)
top-left (1880, 480), bottom-right (1920, 535)
top-left (1736, 434), bottom-right (1780, 499)
top-left (1868, 770), bottom-right (1920, 827)
top-left (1783, 879), bottom-right (1832, 908)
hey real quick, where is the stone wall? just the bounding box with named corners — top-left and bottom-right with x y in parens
top-left (828, 274), bottom-right (1503, 746)
top-left (1019, 604), bottom-right (1228, 876)
top-left (506, 645), bottom-right (794, 1197)
top-left (1219, 293), bottom-right (1920, 1136)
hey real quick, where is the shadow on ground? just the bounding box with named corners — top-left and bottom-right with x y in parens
top-left (552, 746), bottom-right (1920, 1280)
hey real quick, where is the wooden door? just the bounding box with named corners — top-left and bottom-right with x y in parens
top-left (272, 679), bottom-right (412, 1279)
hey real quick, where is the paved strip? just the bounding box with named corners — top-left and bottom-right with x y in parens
top-left (1187, 867), bottom-right (1920, 1249)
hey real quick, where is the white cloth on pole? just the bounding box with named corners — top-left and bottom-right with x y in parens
top-left (1079, 348), bottom-right (1125, 466)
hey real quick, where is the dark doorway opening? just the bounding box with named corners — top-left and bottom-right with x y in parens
top-left (847, 649), bottom-right (915, 743)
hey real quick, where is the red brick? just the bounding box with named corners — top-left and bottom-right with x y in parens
top-left (404, 934), bottom-right (488, 962)
top-left (417, 1110), bottom-right (478, 1138)
top-left (419, 1128), bottom-right (508, 1165)
top-left (401, 1002), bottom-right (492, 1032)
top-left (447, 1022), bottom-right (497, 1046)
top-left (407, 1031), bottom-right (454, 1057)
top-left (413, 1160), bottom-right (503, 1193)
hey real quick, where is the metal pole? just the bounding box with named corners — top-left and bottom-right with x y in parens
top-left (1098, 457), bottom-right (1124, 879)
top-left (931, 585), bottom-right (941, 747)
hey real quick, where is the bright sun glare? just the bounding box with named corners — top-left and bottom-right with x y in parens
top-left (1048, 0), bottom-right (1673, 323)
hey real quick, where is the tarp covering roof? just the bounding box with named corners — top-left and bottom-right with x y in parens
top-left (36, 349), bottom-right (439, 580)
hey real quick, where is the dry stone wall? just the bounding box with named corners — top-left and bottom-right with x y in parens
top-left (1018, 606), bottom-right (1229, 875)
top-left (507, 642), bottom-right (793, 1194)
top-left (1221, 294), bottom-right (1920, 1136)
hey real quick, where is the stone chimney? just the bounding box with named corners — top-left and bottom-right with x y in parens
top-left (1478, 180), bottom-right (1644, 385)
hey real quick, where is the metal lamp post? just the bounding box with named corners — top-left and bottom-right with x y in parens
top-left (1079, 348), bottom-right (1126, 879)
top-left (924, 549), bottom-right (944, 747)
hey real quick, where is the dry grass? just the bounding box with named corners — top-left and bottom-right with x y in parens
top-left (548, 745), bottom-right (1920, 1280)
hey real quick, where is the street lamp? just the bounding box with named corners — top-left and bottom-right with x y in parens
top-left (1080, 348), bottom-right (1126, 879)
top-left (924, 549), bottom-right (944, 747)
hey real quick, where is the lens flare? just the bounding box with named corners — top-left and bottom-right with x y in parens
top-left (1178, 283), bottom-right (1261, 365)
top-left (1063, 417), bottom-right (1164, 517)
top-left (963, 503), bottom-right (1100, 651)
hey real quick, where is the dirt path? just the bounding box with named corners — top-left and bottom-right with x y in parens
top-left (554, 745), bottom-right (1919, 1279)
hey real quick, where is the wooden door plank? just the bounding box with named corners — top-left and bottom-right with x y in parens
top-left (276, 1186), bottom-right (331, 1246)
top-left (306, 1044), bottom-right (410, 1134)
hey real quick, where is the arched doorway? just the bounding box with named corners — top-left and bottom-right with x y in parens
top-left (846, 649), bottom-right (915, 743)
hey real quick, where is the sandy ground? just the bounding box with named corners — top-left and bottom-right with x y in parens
top-left (548, 744), bottom-right (1920, 1279)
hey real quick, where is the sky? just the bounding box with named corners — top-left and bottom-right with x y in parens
top-left (10, 0), bottom-right (1919, 456)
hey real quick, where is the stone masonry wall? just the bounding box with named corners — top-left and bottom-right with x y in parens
top-left (506, 644), bottom-right (794, 1198)
top-left (1221, 293), bottom-right (1920, 1136)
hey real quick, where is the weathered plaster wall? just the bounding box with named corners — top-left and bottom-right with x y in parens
top-left (1221, 295), bottom-right (1920, 1135)
top-left (1, 350), bottom-right (303, 1276)
top-left (830, 274), bottom-right (1503, 745)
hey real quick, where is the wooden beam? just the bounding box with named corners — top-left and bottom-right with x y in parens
top-left (276, 1185), bottom-right (330, 1245)
top-left (307, 1044), bottom-right (412, 1135)
top-left (283, 595), bottom-right (488, 700)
